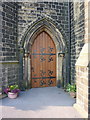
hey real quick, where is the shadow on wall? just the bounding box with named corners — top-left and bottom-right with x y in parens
top-left (2, 87), bottom-right (75, 111)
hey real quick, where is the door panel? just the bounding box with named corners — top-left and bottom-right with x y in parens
top-left (31, 31), bottom-right (56, 88)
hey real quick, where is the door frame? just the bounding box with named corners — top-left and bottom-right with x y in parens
top-left (23, 28), bottom-right (66, 89)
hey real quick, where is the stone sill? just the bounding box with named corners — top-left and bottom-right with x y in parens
top-left (0, 61), bottom-right (19, 64)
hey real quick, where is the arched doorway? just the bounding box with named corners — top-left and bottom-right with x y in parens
top-left (19, 17), bottom-right (68, 89)
top-left (31, 31), bottom-right (56, 88)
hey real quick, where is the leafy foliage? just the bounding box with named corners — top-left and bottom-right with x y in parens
top-left (65, 83), bottom-right (76, 92)
top-left (10, 85), bottom-right (19, 90)
top-left (4, 85), bottom-right (20, 94)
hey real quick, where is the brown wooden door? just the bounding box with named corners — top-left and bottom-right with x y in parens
top-left (31, 31), bottom-right (56, 88)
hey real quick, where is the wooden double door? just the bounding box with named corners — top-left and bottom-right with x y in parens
top-left (31, 31), bottom-right (56, 88)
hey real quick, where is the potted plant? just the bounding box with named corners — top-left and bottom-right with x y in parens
top-left (64, 83), bottom-right (71, 92)
top-left (69, 84), bottom-right (76, 98)
top-left (65, 83), bottom-right (76, 98)
top-left (4, 85), bottom-right (20, 99)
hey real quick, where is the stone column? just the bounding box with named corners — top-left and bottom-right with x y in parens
top-left (23, 53), bottom-right (28, 89)
top-left (23, 52), bottom-right (31, 89)
top-left (57, 53), bottom-right (64, 88)
top-left (74, 1), bottom-right (90, 118)
top-left (27, 53), bottom-right (31, 89)
top-left (19, 48), bottom-right (24, 89)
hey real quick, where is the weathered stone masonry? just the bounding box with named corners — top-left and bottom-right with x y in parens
top-left (0, 2), bottom-right (19, 91)
top-left (0, 1), bottom-right (70, 91)
top-left (70, 2), bottom-right (85, 83)
top-left (74, 1), bottom-right (90, 118)
top-left (18, 2), bottom-right (70, 87)
top-left (0, 2), bottom-right (3, 92)
top-left (18, 2), bottom-right (69, 46)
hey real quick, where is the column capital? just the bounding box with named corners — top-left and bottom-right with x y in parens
top-left (24, 53), bottom-right (28, 58)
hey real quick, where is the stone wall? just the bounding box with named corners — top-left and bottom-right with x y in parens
top-left (70, 2), bottom-right (85, 83)
top-left (18, 1), bottom-right (70, 86)
top-left (0, 1), bottom-right (70, 92)
top-left (75, 43), bottom-right (90, 118)
top-left (0, 2), bottom-right (19, 93)
top-left (1, 2), bottom-right (18, 61)
top-left (1, 63), bottom-right (19, 88)
top-left (74, 1), bottom-right (90, 118)
top-left (0, 2), bottom-right (3, 93)
top-left (18, 2), bottom-right (69, 47)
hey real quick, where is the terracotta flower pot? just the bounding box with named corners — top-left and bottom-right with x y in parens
top-left (70, 92), bottom-right (76, 98)
top-left (8, 92), bottom-right (18, 99)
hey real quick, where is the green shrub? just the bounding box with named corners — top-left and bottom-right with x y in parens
top-left (10, 85), bottom-right (19, 90)
top-left (65, 83), bottom-right (76, 92)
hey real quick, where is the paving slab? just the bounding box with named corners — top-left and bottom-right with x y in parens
top-left (1, 87), bottom-right (82, 118)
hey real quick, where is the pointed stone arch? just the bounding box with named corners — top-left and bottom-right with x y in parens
top-left (20, 16), bottom-right (68, 52)
top-left (19, 16), bottom-right (69, 89)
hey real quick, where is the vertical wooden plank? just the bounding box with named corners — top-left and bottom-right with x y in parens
top-left (50, 36), bottom-right (56, 86)
top-left (40, 32), bottom-right (43, 87)
top-left (42, 32), bottom-right (46, 87)
top-left (36, 35), bottom-right (39, 88)
top-left (45, 32), bottom-right (48, 87)
top-left (34, 37), bottom-right (37, 88)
